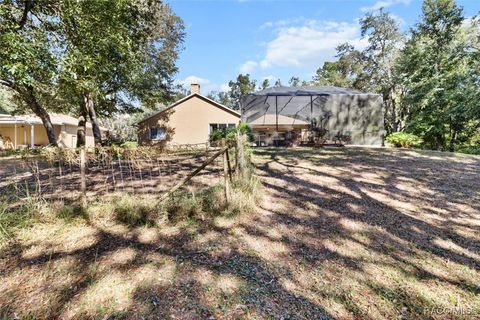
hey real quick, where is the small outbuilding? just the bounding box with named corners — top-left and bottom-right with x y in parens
top-left (241, 86), bottom-right (384, 146)
top-left (137, 83), bottom-right (241, 146)
top-left (0, 113), bottom-right (102, 149)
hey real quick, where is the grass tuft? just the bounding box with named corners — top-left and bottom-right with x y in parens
top-left (0, 196), bottom-right (46, 244)
top-left (161, 168), bottom-right (262, 222)
top-left (113, 195), bottom-right (162, 227)
top-left (56, 204), bottom-right (89, 222)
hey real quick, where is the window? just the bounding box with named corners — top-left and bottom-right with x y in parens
top-left (209, 123), bottom-right (236, 133)
top-left (150, 127), bottom-right (166, 140)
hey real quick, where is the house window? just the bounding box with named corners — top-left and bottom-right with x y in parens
top-left (209, 123), bottom-right (236, 133)
top-left (150, 127), bottom-right (166, 140)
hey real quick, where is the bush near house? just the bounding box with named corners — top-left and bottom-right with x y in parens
top-left (210, 122), bottom-right (255, 144)
top-left (386, 132), bottom-right (422, 148)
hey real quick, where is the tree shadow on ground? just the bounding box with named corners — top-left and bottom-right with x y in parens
top-left (1, 147), bottom-right (479, 319)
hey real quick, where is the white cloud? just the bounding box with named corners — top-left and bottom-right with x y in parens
top-left (175, 75), bottom-right (228, 94)
top-left (219, 83), bottom-right (230, 92)
top-left (257, 20), bottom-right (368, 70)
top-left (238, 60), bottom-right (258, 74)
top-left (360, 0), bottom-right (411, 12)
top-left (262, 75), bottom-right (276, 81)
top-left (259, 17), bottom-right (305, 30)
top-left (390, 14), bottom-right (406, 26)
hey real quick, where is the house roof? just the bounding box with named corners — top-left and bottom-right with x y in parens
top-left (0, 113), bottom-right (103, 129)
top-left (245, 86), bottom-right (378, 97)
top-left (137, 93), bottom-right (241, 124)
top-left (240, 86), bottom-right (382, 124)
top-left (249, 114), bottom-right (309, 126)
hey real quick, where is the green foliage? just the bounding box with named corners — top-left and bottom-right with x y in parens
top-left (0, 87), bottom-right (17, 113)
top-left (0, 0), bottom-right (184, 145)
top-left (236, 122), bottom-right (255, 143)
top-left (0, 196), bottom-right (44, 243)
top-left (311, 1), bottom-right (480, 153)
top-left (121, 141), bottom-right (138, 148)
top-left (313, 43), bottom-right (364, 88)
top-left (164, 170), bottom-right (261, 221)
top-left (288, 76), bottom-right (301, 87)
top-left (227, 74), bottom-right (257, 110)
top-left (58, 0), bottom-right (185, 115)
top-left (455, 146), bottom-right (480, 155)
top-left (386, 132), bottom-right (423, 148)
top-left (359, 9), bottom-right (406, 134)
top-left (209, 123), bottom-right (254, 144)
top-left (227, 170), bottom-right (262, 216)
top-left (163, 189), bottom-right (205, 222)
top-left (209, 128), bottom-right (235, 142)
top-left (261, 79), bottom-right (270, 90)
top-left (57, 205), bottom-right (88, 222)
top-left (0, 0), bottom-right (63, 144)
top-left (398, 0), bottom-right (479, 151)
top-left (113, 196), bottom-right (159, 227)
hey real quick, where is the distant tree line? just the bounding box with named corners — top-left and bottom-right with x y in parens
top-left (214, 0), bottom-right (479, 152)
top-left (0, 0), bottom-right (184, 147)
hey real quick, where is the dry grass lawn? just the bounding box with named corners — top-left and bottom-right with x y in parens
top-left (1, 147), bottom-right (479, 319)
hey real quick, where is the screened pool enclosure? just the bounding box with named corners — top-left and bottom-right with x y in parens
top-left (240, 86), bottom-right (384, 146)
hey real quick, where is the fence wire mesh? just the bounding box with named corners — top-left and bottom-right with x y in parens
top-left (0, 145), bottom-right (226, 202)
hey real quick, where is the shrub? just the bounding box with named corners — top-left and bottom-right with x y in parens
top-left (113, 195), bottom-right (160, 226)
top-left (56, 204), bottom-right (88, 221)
top-left (455, 145), bottom-right (480, 155)
top-left (0, 196), bottom-right (46, 244)
top-left (162, 168), bottom-right (262, 222)
top-left (209, 128), bottom-right (233, 143)
top-left (227, 171), bottom-right (262, 216)
top-left (121, 141), bottom-right (138, 148)
top-left (236, 122), bottom-right (255, 143)
top-left (209, 122), bottom-right (254, 144)
top-left (163, 189), bottom-right (204, 222)
top-left (386, 132), bottom-right (422, 148)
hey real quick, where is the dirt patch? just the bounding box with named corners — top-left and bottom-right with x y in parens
top-left (1, 147), bottom-right (479, 319)
top-left (0, 151), bottom-right (224, 201)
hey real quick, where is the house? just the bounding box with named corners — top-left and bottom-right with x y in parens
top-left (0, 113), bottom-right (103, 149)
top-left (137, 83), bottom-right (241, 146)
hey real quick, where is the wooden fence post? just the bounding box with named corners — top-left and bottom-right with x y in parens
top-left (236, 131), bottom-right (246, 178)
top-left (80, 146), bottom-right (87, 206)
top-left (223, 143), bottom-right (231, 204)
top-left (234, 138), bottom-right (239, 173)
top-left (225, 146), bottom-right (233, 182)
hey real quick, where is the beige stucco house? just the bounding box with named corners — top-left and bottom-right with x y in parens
top-left (137, 83), bottom-right (241, 146)
top-left (0, 113), bottom-right (101, 149)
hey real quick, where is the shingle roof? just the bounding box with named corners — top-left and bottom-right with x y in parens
top-left (137, 93), bottom-right (241, 124)
top-left (0, 113), bottom-right (97, 128)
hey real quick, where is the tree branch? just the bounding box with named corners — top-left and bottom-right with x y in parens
top-left (0, 79), bottom-right (14, 88)
top-left (17, 0), bottom-right (33, 30)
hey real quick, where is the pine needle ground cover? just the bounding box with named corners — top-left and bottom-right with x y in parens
top-left (1, 147), bottom-right (479, 319)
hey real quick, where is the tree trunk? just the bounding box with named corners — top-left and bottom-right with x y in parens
top-left (435, 134), bottom-right (445, 151)
top-left (390, 87), bottom-right (398, 133)
top-left (449, 129), bottom-right (457, 152)
top-left (76, 110), bottom-right (87, 148)
top-left (25, 87), bottom-right (57, 146)
top-left (84, 92), bottom-right (102, 146)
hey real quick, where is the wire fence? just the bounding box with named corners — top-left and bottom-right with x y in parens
top-left (0, 144), bottom-right (229, 202)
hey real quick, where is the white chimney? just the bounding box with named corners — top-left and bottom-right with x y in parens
top-left (190, 82), bottom-right (200, 95)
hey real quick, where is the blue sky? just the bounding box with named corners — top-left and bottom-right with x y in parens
top-left (170, 0), bottom-right (479, 93)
